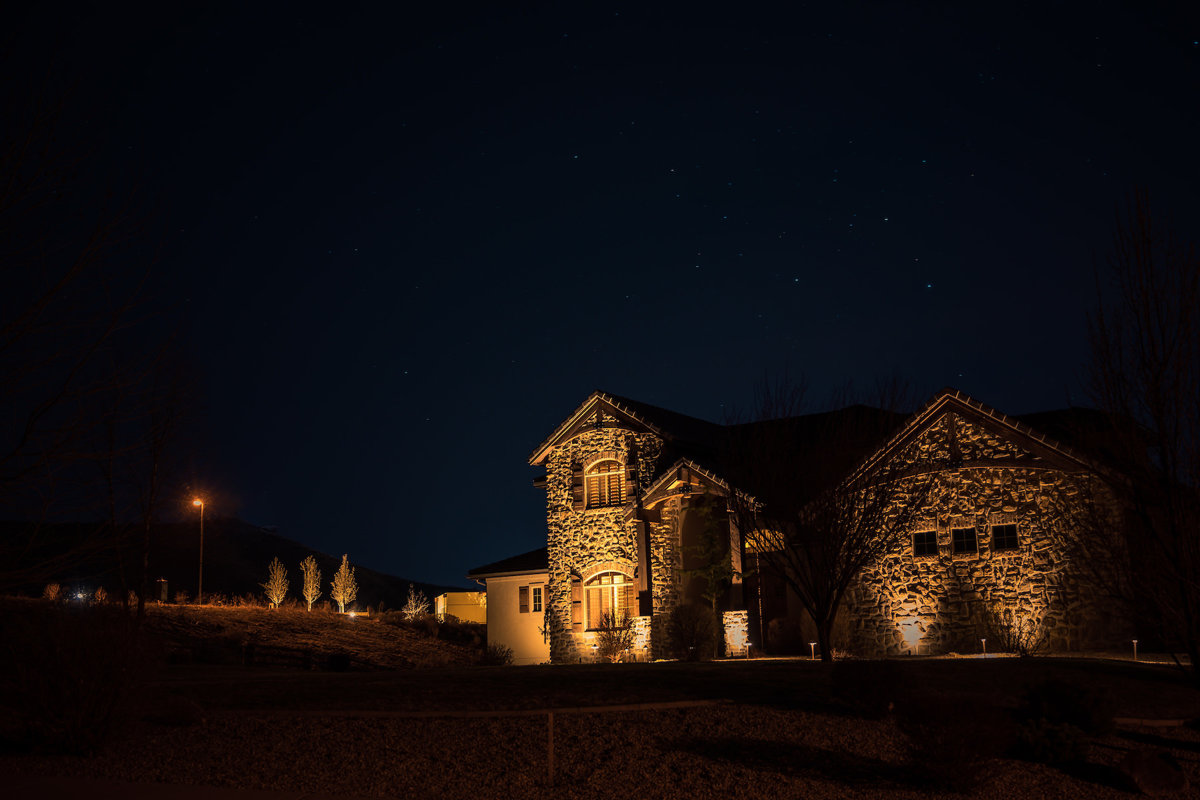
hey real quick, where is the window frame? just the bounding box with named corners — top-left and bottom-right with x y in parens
top-left (991, 523), bottom-right (1019, 552)
top-left (951, 527), bottom-right (978, 555)
top-left (585, 459), bottom-right (626, 509)
top-left (912, 530), bottom-right (938, 557)
top-left (583, 571), bottom-right (633, 631)
top-left (531, 584), bottom-right (543, 613)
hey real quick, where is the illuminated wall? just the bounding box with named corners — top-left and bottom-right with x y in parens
top-left (840, 412), bottom-right (1113, 655)
top-left (542, 410), bottom-right (663, 662)
top-left (482, 574), bottom-right (549, 665)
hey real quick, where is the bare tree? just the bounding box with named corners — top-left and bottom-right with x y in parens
top-left (401, 584), bottom-right (429, 621)
top-left (724, 378), bottom-right (929, 661)
top-left (0, 87), bottom-right (176, 595)
top-left (261, 557), bottom-right (288, 607)
top-left (299, 555), bottom-right (322, 611)
top-left (1078, 190), bottom-right (1200, 684)
top-left (330, 554), bottom-right (357, 614)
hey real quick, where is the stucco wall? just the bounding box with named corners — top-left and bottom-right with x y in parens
top-left (484, 573), bottom-right (549, 665)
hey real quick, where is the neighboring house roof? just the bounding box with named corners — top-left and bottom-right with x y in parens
top-left (466, 547), bottom-right (549, 579)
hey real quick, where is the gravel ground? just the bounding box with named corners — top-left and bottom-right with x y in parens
top-left (6, 697), bottom-right (1199, 798)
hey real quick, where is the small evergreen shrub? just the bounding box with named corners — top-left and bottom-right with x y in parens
top-left (665, 603), bottom-right (718, 661)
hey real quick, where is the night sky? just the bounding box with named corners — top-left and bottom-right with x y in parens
top-left (6, 2), bottom-right (1198, 588)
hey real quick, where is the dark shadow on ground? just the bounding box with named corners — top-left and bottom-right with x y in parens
top-left (671, 735), bottom-right (910, 787)
top-left (1054, 759), bottom-right (1137, 792)
top-left (1117, 728), bottom-right (1200, 754)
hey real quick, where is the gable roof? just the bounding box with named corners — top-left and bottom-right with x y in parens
top-left (466, 547), bottom-right (549, 579)
top-left (848, 387), bottom-right (1095, 482)
top-left (528, 391), bottom-right (723, 466)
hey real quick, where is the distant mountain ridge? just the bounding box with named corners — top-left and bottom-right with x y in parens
top-left (1, 518), bottom-right (467, 610)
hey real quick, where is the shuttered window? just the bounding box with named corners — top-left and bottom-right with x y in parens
top-left (585, 572), bottom-right (633, 629)
top-left (571, 578), bottom-right (583, 629)
top-left (586, 460), bottom-right (625, 508)
top-left (518, 585), bottom-right (529, 613)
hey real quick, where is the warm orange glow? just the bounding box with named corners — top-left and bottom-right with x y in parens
top-left (192, 498), bottom-right (203, 507)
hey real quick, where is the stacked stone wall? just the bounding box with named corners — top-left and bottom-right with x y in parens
top-left (544, 425), bottom-right (663, 663)
top-left (840, 413), bottom-right (1114, 656)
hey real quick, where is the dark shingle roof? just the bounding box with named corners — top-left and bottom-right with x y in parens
top-left (466, 547), bottom-right (548, 578)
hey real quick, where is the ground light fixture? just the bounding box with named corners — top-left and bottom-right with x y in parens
top-left (192, 498), bottom-right (205, 604)
top-left (1132, 639), bottom-right (1138, 662)
top-left (981, 638), bottom-right (987, 657)
top-left (809, 642), bottom-right (817, 660)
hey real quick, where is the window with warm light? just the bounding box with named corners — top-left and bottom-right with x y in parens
top-left (532, 585), bottom-right (542, 612)
top-left (585, 460), bottom-right (625, 509)
top-left (585, 572), bottom-right (633, 629)
top-left (952, 527), bottom-right (978, 555)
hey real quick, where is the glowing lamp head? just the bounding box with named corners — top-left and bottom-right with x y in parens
top-left (192, 498), bottom-right (203, 507)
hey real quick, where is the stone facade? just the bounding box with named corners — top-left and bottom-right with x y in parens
top-left (542, 413), bottom-right (663, 663)
top-left (522, 389), bottom-right (1118, 664)
top-left (841, 412), bottom-right (1113, 655)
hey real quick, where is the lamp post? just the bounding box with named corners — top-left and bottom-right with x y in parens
top-left (192, 498), bottom-right (205, 605)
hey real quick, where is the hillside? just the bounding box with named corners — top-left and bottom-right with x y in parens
top-left (142, 602), bottom-right (481, 670)
top-left (1, 518), bottom-right (465, 610)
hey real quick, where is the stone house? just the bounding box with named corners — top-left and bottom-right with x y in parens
top-left (472, 388), bottom-right (1116, 663)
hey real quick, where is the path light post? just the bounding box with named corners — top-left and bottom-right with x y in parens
top-left (192, 498), bottom-right (205, 604)
top-left (809, 642), bottom-right (817, 661)
top-left (981, 638), bottom-right (987, 658)
top-left (1132, 639), bottom-right (1138, 662)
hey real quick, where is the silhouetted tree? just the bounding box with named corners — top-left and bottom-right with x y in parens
top-left (725, 379), bottom-right (930, 661)
top-left (1071, 191), bottom-right (1200, 684)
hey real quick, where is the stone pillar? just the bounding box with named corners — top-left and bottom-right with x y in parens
top-left (722, 610), bottom-right (750, 658)
top-left (630, 615), bottom-right (652, 661)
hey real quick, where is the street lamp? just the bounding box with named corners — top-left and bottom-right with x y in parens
top-left (192, 498), bottom-right (205, 605)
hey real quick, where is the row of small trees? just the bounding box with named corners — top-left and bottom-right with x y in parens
top-left (262, 554), bottom-right (358, 612)
top-left (261, 555), bottom-right (433, 619)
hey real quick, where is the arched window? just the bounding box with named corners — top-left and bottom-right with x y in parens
top-left (585, 460), bottom-right (625, 509)
top-left (585, 571), bottom-right (633, 629)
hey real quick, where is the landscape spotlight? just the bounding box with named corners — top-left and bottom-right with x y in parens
top-left (981, 638), bottom-right (987, 657)
top-left (809, 642), bottom-right (817, 660)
